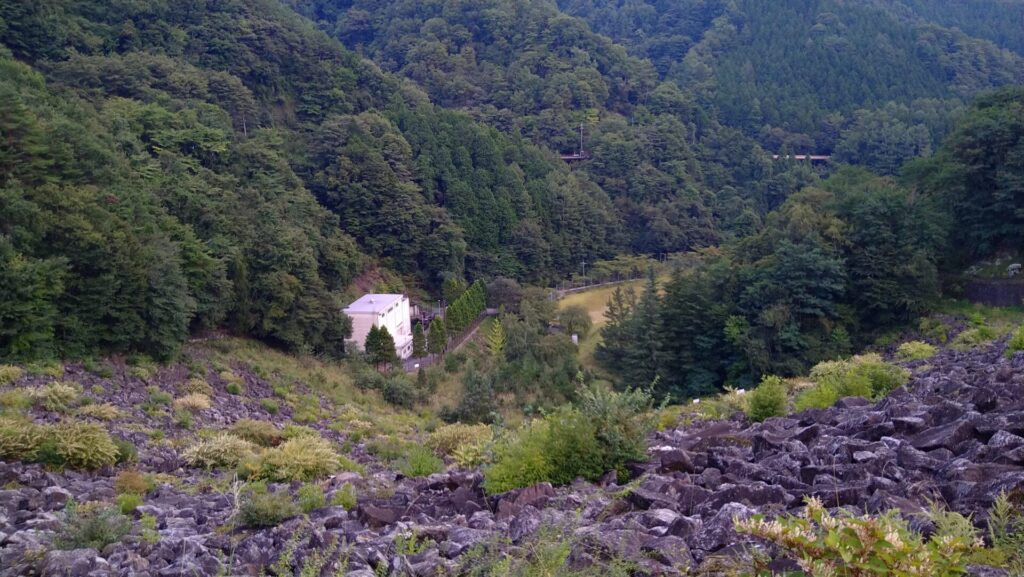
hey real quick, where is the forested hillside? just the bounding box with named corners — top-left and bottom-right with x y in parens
top-left (599, 88), bottom-right (1024, 399)
top-left (290, 0), bottom-right (822, 254)
top-left (557, 0), bottom-right (1024, 169)
top-left (0, 0), bottom-right (628, 360)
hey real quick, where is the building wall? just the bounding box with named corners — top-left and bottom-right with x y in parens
top-left (345, 296), bottom-right (414, 359)
top-left (348, 314), bottom-right (377, 353)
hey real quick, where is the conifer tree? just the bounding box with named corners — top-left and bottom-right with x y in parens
top-left (486, 318), bottom-right (506, 359)
top-left (373, 325), bottom-right (398, 370)
top-left (412, 322), bottom-right (427, 358)
top-left (427, 319), bottom-right (447, 358)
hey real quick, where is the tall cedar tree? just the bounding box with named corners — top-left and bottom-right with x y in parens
top-left (412, 322), bottom-right (427, 358)
top-left (427, 320), bottom-right (447, 358)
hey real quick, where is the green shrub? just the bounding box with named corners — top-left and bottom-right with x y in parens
top-left (76, 403), bottom-right (122, 420)
top-left (426, 423), bottom-right (492, 456)
top-left (737, 497), bottom-right (979, 576)
top-left (484, 385), bottom-right (656, 494)
top-left (182, 433), bottom-right (258, 469)
top-left (444, 351), bottom-right (467, 373)
top-left (174, 408), bottom-right (193, 429)
top-left (483, 420), bottom-right (554, 494)
top-left (381, 376), bottom-right (417, 408)
top-left (794, 383), bottom-right (841, 412)
top-left (239, 485), bottom-right (298, 528)
top-left (0, 388), bottom-right (32, 413)
top-left (30, 382), bottom-right (81, 412)
top-left (0, 417), bottom-right (45, 461)
top-left (82, 359), bottom-right (114, 378)
top-left (146, 388), bottom-right (172, 406)
top-left (230, 419), bottom-right (283, 447)
top-left (54, 501), bottom-right (131, 550)
top-left (797, 355), bottom-right (909, 411)
top-left (260, 398), bottom-right (280, 415)
top-left (0, 365), bottom-right (23, 386)
top-left (746, 376), bottom-right (788, 422)
top-left (331, 483), bottom-right (357, 510)
top-left (367, 436), bottom-right (408, 461)
top-left (896, 341), bottom-right (938, 361)
top-left (919, 317), bottom-right (951, 343)
top-left (281, 424), bottom-right (319, 439)
top-left (180, 377), bottom-right (213, 396)
top-left (258, 436), bottom-right (340, 481)
top-left (396, 445), bottom-right (444, 477)
top-left (114, 438), bottom-right (137, 464)
top-left (353, 368), bottom-right (386, 391)
top-left (225, 382), bottom-right (243, 395)
top-left (49, 421), bottom-right (120, 470)
top-left (297, 483), bottom-right (326, 513)
top-left (139, 513), bottom-right (160, 544)
top-left (27, 362), bottom-right (64, 378)
top-left (1007, 326), bottom-right (1024, 358)
top-left (952, 326), bottom-right (997, 351)
top-left (116, 493), bottom-right (143, 514)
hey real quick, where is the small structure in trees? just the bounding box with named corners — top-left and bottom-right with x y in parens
top-left (343, 294), bottom-right (414, 359)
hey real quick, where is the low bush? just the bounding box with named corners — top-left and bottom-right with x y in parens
top-left (484, 385), bottom-right (655, 494)
top-left (297, 483), bottom-right (326, 513)
top-left (258, 435), bottom-right (339, 481)
top-left (444, 351), bottom-right (467, 373)
top-left (146, 388), bottom-right (172, 406)
top-left (114, 437), bottom-right (137, 464)
top-left (426, 423), bottom-right (492, 456)
top-left (76, 403), bottom-right (122, 421)
top-left (0, 417), bottom-right (45, 461)
top-left (239, 485), bottom-right (298, 528)
top-left (173, 393), bottom-right (211, 413)
top-left (82, 359), bottom-right (114, 378)
top-left (0, 365), bottom-right (23, 386)
top-left (259, 398), bottom-right (279, 415)
top-left (114, 470), bottom-right (155, 495)
top-left (396, 445), bottom-right (444, 477)
top-left (896, 341), bottom-right (938, 361)
top-left (796, 355), bottom-right (909, 411)
top-left (281, 424), bottom-right (319, 439)
top-left (0, 388), bottom-right (32, 413)
top-left (225, 382), bottom-right (243, 395)
top-left (1007, 326), bottom-right (1024, 358)
top-left (381, 376), bottom-right (417, 408)
top-left (116, 493), bottom-right (143, 514)
top-left (331, 483), bottom-right (357, 510)
top-left (746, 376), bottom-right (789, 422)
top-left (952, 326), bottom-right (998, 351)
top-left (919, 317), bottom-right (951, 343)
top-left (30, 382), bottom-right (82, 412)
top-left (174, 408), bottom-right (193, 429)
top-left (182, 433), bottom-right (258, 469)
top-left (737, 497), bottom-right (979, 576)
top-left (180, 377), bottom-right (213, 396)
top-left (27, 362), bottom-right (64, 378)
top-left (48, 421), bottom-right (120, 470)
top-left (54, 501), bottom-right (131, 550)
top-left (230, 419), bottom-right (284, 447)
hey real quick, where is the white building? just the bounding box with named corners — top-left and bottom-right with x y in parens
top-left (343, 294), bottom-right (414, 359)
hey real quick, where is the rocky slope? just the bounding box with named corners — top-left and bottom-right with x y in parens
top-left (2, 340), bottom-right (1023, 576)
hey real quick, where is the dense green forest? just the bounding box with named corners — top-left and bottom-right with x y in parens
top-left (599, 88), bottom-right (1023, 398)
top-left (1, 0), bottom-right (1021, 372)
top-left (557, 0), bottom-right (1023, 160)
top-left (0, 0), bottom-right (629, 360)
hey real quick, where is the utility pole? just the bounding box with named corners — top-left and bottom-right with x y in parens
top-left (579, 123), bottom-right (585, 157)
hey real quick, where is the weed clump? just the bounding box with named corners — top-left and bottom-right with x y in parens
top-left (182, 433), bottom-right (258, 469)
top-left (54, 501), bottom-right (131, 550)
top-left (30, 382), bottom-right (81, 412)
top-left (258, 436), bottom-right (340, 481)
top-left (239, 484), bottom-right (298, 528)
top-left (746, 376), bottom-right (789, 422)
top-left (896, 341), bottom-right (938, 361)
top-left (230, 419), bottom-right (284, 447)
